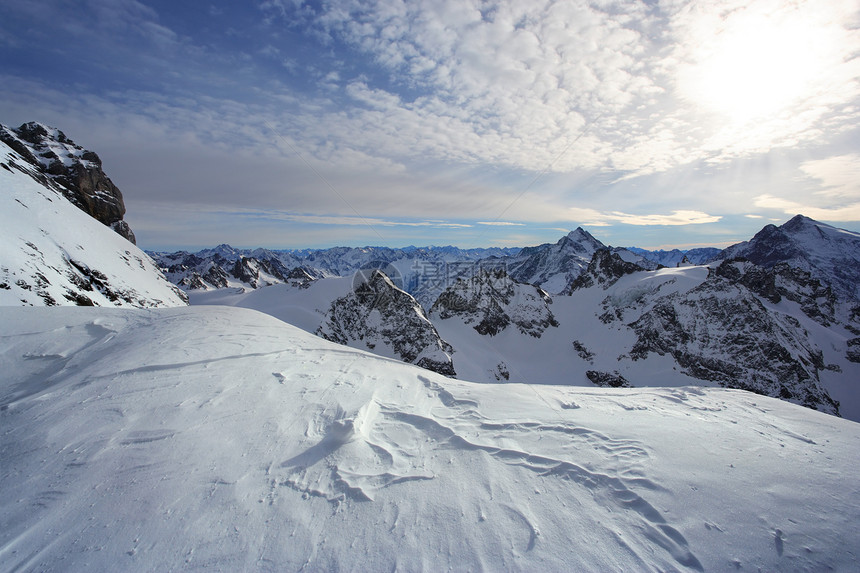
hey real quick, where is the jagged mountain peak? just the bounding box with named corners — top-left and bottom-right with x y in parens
top-left (318, 269), bottom-right (455, 376)
top-left (562, 227), bottom-right (605, 251)
top-left (505, 228), bottom-right (607, 293)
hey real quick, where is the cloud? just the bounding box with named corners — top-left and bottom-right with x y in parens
top-left (754, 194), bottom-right (860, 222)
top-left (800, 154), bottom-right (860, 201)
top-left (246, 0), bottom-right (860, 188)
top-left (605, 210), bottom-right (722, 226)
top-left (476, 221), bottom-right (525, 226)
top-left (2, 0), bottom-right (858, 250)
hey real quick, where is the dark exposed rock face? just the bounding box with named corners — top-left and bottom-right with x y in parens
top-left (564, 249), bottom-right (646, 293)
top-left (847, 338), bottom-right (860, 363)
top-left (586, 370), bottom-right (631, 388)
top-left (0, 122), bottom-right (135, 243)
top-left (711, 259), bottom-right (837, 326)
top-left (627, 270), bottom-right (838, 415)
top-left (430, 268), bottom-right (558, 338)
top-left (318, 270), bottom-right (455, 376)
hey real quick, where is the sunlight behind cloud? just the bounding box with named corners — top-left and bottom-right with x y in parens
top-left (678, 3), bottom-right (832, 123)
top-left (673, 0), bottom-right (860, 156)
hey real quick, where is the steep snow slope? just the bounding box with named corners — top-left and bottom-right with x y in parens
top-left (0, 141), bottom-right (187, 308)
top-left (0, 122), bottom-right (136, 242)
top-left (2, 305), bottom-right (859, 572)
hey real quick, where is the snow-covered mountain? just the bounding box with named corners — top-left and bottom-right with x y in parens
top-left (503, 227), bottom-right (606, 293)
top-left (317, 269), bottom-right (455, 375)
top-left (717, 214), bottom-right (860, 299)
top-left (430, 267), bottom-right (558, 339)
top-left (0, 135), bottom-right (187, 308)
top-left (2, 304), bottom-right (859, 572)
top-left (423, 252), bottom-right (858, 419)
top-left (185, 219), bottom-right (860, 420)
top-left (151, 244), bottom-right (522, 307)
top-left (627, 246), bottom-right (721, 267)
top-left (3, 123), bottom-right (860, 570)
top-left (624, 260), bottom-right (839, 415)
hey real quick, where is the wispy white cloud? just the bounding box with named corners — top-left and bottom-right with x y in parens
top-left (605, 210), bottom-right (722, 226)
top-left (754, 194), bottom-right (860, 222)
top-left (477, 221), bottom-right (525, 227)
top-left (800, 154), bottom-right (860, 201)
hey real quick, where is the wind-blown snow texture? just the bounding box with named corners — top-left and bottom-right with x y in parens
top-left (2, 305), bottom-right (859, 572)
top-left (0, 139), bottom-right (187, 308)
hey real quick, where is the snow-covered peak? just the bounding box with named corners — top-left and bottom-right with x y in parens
top-left (718, 215), bottom-right (860, 299)
top-left (561, 226), bottom-right (606, 255)
top-left (505, 229), bottom-right (607, 293)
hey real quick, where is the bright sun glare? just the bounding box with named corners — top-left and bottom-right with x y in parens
top-left (679, 3), bottom-right (841, 125)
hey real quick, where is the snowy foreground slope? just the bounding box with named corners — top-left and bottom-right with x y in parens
top-left (2, 306), bottom-right (859, 572)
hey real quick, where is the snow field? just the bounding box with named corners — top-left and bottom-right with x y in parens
top-left (2, 305), bottom-right (859, 572)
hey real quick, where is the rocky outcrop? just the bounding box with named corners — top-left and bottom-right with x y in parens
top-left (627, 272), bottom-right (838, 415)
top-left (0, 136), bottom-right (188, 308)
top-left (0, 122), bottom-right (135, 243)
top-left (712, 259), bottom-right (837, 326)
top-left (430, 267), bottom-right (558, 338)
top-left (586, 370), bottom-right (631, 388)
top-left (505, 227), bottom-right (605, 293)
top-left (318, 270), bottom-right (455, 376)
top-left (564, 248), bottom-right (646, 293)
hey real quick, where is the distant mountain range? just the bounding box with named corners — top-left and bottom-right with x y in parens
top-left (180, 216), bottom-right (860, 419)
top-left (148, 228), bottom-right (721, 304)
top-left (3, 121), bottom-right (860, 421)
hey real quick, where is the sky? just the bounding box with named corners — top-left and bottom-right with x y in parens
top-left (1, 0), bottom-right (859, 251)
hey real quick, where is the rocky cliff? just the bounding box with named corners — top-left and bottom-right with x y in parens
top-left (317, 270), bottom-right (455, 376)
top-left (0, 122), bottom-right (135, 242)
